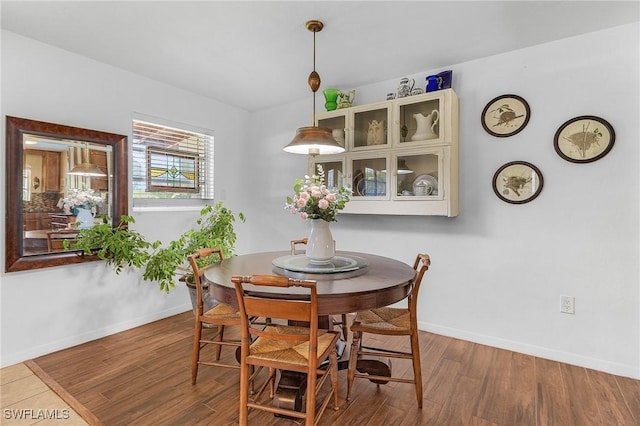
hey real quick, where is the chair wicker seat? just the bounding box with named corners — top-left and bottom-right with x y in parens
top-left (248, 325), bottom-right (337, 367)
top-left (202, 302), bottom-right (241, 322)
top-left (352, 307), bottom-right (411, 331)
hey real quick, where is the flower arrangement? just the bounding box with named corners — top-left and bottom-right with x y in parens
top-left (59, 188), bottom-right (102, 213)
top-left (285, 165), bottom-right (351, 222)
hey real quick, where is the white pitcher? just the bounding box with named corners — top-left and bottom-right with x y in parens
top-left (411, 110), bottom-right (439, 141)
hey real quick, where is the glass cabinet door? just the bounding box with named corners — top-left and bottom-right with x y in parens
top-left (396, 94), bottom-right (442, 146)
top-left (351, 156), bottom-right (388, 198)
top-left (310, 158), bottom-right (344, 190)
top-left (394, 151), bottom-right (442, 199)
top-left (352, 103), bottom-right (391, 150)
top-left (317, 113), bottom-right (347, 151)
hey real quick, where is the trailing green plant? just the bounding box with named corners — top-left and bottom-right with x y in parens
top-left (142, 202), bottom-right (245, 293)
top-left (67, 202), bottom-right (245, 293)
top-left (67, 214), bottom-right (159, 274)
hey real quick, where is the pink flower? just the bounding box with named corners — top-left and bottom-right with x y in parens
top-left (300, 212), bottom-right (308, 219)
top-left (325, 193), bottom-right (337, 202)
top-left (296, 197), bottom-right (307, 208)
top-left (318, 199), bottom-right (329, 209)
top-left (311, 188), bottom-right (322, 198)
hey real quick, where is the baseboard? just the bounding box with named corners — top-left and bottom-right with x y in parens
top-left (1, 304), bottom-right (191, 368)
top-left (419, 320), bottom-right (639, 380)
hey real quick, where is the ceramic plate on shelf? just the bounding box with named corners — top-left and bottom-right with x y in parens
top-left (413, 174), bottom-right (438, 196)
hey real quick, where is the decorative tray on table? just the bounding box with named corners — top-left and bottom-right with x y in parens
top-left (272, 254), bottom-right (369, 280)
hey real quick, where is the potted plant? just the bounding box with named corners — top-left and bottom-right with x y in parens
top-left (142, 202), bottom-right (245, 294)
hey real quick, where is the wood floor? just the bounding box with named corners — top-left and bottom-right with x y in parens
top-left (6, 312), bottom-right (639, 425)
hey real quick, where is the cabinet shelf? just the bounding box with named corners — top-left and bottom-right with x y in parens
top-left (313, 89), bottom-right (459, 217)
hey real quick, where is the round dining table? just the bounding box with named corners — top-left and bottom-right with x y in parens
top-left (203, 250), bottom-right (415, 411)
top-left (202, 250), bottom-right (416, 315)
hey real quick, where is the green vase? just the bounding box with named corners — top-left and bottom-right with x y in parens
top-left (323, 88), bottom-right (339, 111)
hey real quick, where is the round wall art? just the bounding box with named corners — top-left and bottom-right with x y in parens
top-left (492, 161), bottom-right (544, 204)
top-left (553, 115), bottom-right (615, 163)
top-left (481, 94), bottom-right (531, 137)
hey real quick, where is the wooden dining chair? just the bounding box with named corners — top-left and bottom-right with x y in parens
top-left (290, 238), bottom-right (349, 340)
top-left (232, 274), bottom-right (340, 425)
top-left (346, 253), bottom-right (431, 408)
top-left (188, 247), bottom-right (243, 385)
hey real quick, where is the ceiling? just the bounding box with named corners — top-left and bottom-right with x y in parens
top-left (2, 1), bottom-right (639, 112)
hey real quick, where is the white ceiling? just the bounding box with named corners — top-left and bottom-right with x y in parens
top-left (2, 1), bottom-right (639, 112)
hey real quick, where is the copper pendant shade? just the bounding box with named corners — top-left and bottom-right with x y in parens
top-left (68, 143), bottom-right (106, 176)
top-left (283, 20), bottom-right (345, 156)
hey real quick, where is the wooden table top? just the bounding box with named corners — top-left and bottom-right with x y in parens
top-left (203, 250), bottom-right (416, 316)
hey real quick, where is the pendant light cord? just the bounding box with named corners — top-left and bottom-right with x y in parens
top-left (312, 28), bottom-right (316, 123)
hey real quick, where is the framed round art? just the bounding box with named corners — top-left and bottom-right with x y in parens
top-left (481, 94), bottom-right (531, 137)
top-left (553, 115), bottom-right (615, 163)
top-left (492, 161), bottom-right (544, 204)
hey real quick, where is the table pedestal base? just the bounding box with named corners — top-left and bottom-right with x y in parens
top-left (270, 356), bottom-right (392, 416)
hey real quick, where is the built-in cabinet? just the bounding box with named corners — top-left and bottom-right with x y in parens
top-left (24, 150), bottom-right (61, 193)
top-left (89, 150), bottom-right (109, 191)
top-left (311, 89), bottom-right (459, 216)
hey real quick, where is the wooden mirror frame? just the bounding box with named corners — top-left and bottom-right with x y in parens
top-left (5, 116), bottom-right (128, 272)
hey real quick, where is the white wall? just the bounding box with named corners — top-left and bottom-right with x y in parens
top-left (0, 30), bottom-right (253, 367)
top-left (248, 23), bottom-right (640, 378)
top-left (2, 23), bottom-right (638, 380)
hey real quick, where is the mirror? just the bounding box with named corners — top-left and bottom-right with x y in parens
top-left (5, 116), bottom-right (128, 272)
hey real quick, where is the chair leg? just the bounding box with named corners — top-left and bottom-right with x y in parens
top-left (214, 325), bottom-right (225, 361)
top-left (330, 350), bottom-right (339, 411)
top-left (191, 320), bottom-right (203, 385)
top-left (346, 330), bottom-right (361, 401)
top-left (305, 366), bottom-right (317, 426)
top-left (238, 359), bottom-right (250, 425)
top-left (341, 314), bottom-right (348, 340)
top-left (410, 330), bottom-right (423, 408)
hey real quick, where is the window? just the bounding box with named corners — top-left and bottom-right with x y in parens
top-left (132, 118), bottom-right (214, 208)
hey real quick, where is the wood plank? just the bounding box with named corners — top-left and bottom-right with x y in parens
top-left (616, 375), bottom-right (640, 424)
top-left (559, 363), bottom-right (602, 424)
top-left (536, 357), bottom-right (572, 426)
top-left (587, 369), bottom-right (637, 424)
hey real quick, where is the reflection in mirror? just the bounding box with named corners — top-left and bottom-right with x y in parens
top-left (23, 136), bottom-right (113, 256)
top-left (6, 116), bottom-right (128, 272)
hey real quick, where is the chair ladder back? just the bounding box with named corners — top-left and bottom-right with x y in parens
top-left (408, 253), bottom-right (431, 320)
top-left (290, 238), bottom-right (308, 255)
top-left (187, 247), bottom-right (224, 314)
top-left (243, 296), bottom-right (313, 323)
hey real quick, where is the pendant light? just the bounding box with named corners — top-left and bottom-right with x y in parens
top-left (68, 143), bottom-right (106, 177)
top-left (283, 20), bottom-right (345, 156)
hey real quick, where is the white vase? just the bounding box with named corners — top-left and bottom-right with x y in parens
top-left (305, 219), bottom-right (335, 264)
top-left (75, 207), bottom-right (94, 229)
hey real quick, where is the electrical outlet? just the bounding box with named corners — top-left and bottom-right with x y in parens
top-left (560, 295), bottom-right (575, 314)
